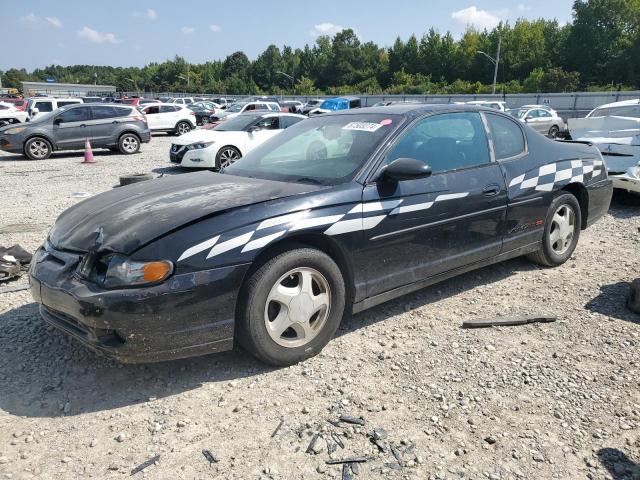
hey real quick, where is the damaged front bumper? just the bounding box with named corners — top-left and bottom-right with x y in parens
top-left (611, 166), bottom-right (640, 194)
top-left (29, 243), bottom-right (249, 363)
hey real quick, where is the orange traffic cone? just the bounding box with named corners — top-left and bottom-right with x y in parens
top-left (83, 138), bottom-right (95, 163)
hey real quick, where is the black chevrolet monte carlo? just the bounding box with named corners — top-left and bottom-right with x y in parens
top-left (29, 105), bottom-right (613, 366)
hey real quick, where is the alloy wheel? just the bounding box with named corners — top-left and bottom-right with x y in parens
top-left (549, 204), bottom-right (575, 255)
top-left (178, 123), bottom-right (190, 135)
top-left (218, 148), bottom-right (240, 168)
top-left (28, 140), bottom-right (49, 159)
top-left (122, 136), bottom-right (139, 153)
top-left (264, 267), bottom-right (331, 348)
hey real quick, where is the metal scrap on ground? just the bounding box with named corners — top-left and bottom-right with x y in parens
top-left (130, 454), bottom-right (160, 476)
top-left (271, 418), bottom-right (284, 438)
top-left (462, 315), bottom-right (557, 328)
top-left (202, 449), bottom-right (219, 465)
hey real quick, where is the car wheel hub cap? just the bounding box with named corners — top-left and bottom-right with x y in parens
top-left (549, 205), bottom-right (575, 255)
top-left (179, 124), bottom-right (189, 134)
top-left (123, 138), bottom-right (137, 152)
top-left (29, 141), bottom-right (48, 158)
top-left (220, 149), bottom-right (239, 167)
top-left (264, 267), bottom-right (331, 348)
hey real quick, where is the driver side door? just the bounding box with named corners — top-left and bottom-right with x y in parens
top-left (53, 106), bottom-right (93, 149)
top-left (244, 116), bottom-right (281, 152)
top-left (358, 112), bottom-right (508, 298)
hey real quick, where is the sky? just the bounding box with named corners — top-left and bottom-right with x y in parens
top-left (4, 0), bottom-right (575, 71)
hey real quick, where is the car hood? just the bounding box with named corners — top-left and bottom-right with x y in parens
top-left (49, 172), bottom-right (323, 255)
top-left (172, 129), bottom-right (237, 146)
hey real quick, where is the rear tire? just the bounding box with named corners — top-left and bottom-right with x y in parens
top-left (24, 137), bottom-right (52, 160)
top-left (118, 133), bottom-right (140, 154)
top-left (175, 121), bottom-right (191, 136)
top-left (527, 193), bottom-right (581, 267)
top-left (236, 247), bottom-right (346, 366)
top-left (548, 125), bottom-right (560, 138)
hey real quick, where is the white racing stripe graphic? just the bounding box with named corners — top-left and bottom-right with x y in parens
top-left (242, 231), bottom-right (286, 252)
top-left (257, 210), bottom-right (310, 230)
top-left (178, 191), bottom-right (470, 260)
top-left (177, 235), bottom-right (220, 262)
top-left (206, 232), bottom-right (254, 259)
top-left (509, 159), bottom-right (602, 192)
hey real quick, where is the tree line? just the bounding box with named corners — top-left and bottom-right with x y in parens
top-left (2, 0), bottom-right (639, 95)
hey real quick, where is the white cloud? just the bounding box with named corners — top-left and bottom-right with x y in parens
top-left (181, 26), bottom-right (195, 34)
top-left (45, 16), bottom-right (62, 28)
top-left (134, 8), bottom-right (157, 20)
top-left (78, 26), bottom-right (118, 44)
top-left (21, 12), bottom-right (62, 28)
top-left (516, 3), bottom-right (531, 12)
top-left (209, 24), bottom-right (222, 33)
top-left (451, 6), bottom-right (502, 30)
top-left (309, 22), bottom-right (345, 37)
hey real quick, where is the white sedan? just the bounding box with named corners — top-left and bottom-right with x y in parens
top-left (169, 112), bottom-right (306, 169)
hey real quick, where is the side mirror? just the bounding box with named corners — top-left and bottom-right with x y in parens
top-left (53, 117), bottom-right (63, 125)
top-left (247, 125), bottom-right (261, 133)
top-left (525, 115), bottom-right (533, 122)
top-left (31, 108), bottom-right (39, 116)
top-left (380, 158), bottom-right (432, 182)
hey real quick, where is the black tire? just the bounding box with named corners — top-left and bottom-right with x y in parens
top-left (527, 193), bottom-right (581, 267)
top-left (548, 125), bottom-right (560, 138)
top-left (24, 137), bottom-right (52, 160)
top-left (118, 133), bottom-right (140, 154)
top-left (215, 146), bottom-right (242, 169)
top-left (627, 279), bottom-right (640, 314)
top-left (175, 121), bottom-right (192, 136)
top-left (119, 173), bottom-right (154, 186)
top-left (236, 247), bottom-right (346, 366)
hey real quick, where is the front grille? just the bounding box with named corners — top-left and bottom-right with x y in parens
top-left (170, 144), bottom-right (187, 163)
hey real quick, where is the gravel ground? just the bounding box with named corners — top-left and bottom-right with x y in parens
top-left (0, 136), bottom-right (638, 480)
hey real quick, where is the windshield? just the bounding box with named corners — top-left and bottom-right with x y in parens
top-left (214, 114), bottom-right (261, 131)
top-left (226, 103), bottom-right (246, 113)
top-left (224, 113), bottom-right (402, 185)
top-left (588, 105), bottom-right (640, 118)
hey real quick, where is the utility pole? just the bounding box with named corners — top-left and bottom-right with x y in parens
top-left (477, 36), bottom-right (501, 95)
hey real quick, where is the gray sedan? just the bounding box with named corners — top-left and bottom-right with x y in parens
top-left (0, 104), bottom-right (151, 160)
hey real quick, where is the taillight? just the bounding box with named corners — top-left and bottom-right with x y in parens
top-left (190, 111), bottom-right (196, 115)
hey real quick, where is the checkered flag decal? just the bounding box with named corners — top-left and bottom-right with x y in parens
top-left (508, 159), bottom-right (603, 193)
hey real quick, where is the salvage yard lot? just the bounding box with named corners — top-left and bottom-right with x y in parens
top-left (0, 136), bottom-right (638, 479)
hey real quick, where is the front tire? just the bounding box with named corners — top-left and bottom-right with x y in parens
top-left (216, 146), bottom-right (241, 169)
top-left (236, 248), bottom-right (346, 366)
top-left (527, 193), bottom-right (581, 267)
top-left (24, 137), bottom-right (52, 160)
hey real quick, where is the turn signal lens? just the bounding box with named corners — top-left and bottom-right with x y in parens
top-left (142, 261), bottom-right (172, 282)
top-left (103, 255), bottom-right (174, 288)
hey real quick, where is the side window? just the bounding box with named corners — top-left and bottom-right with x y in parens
top-left (58, 101), bottom-right (81, 108)
top-left (526, 109), bottom-right (539, 119)
top-left (385, 112), bottom-right (490, 174)
top-left (486, 113), bottom-right (526, 160)
top-left (115, 107), bottom-right (133, 117)
top-left (145, 106), bottom-right (160, 115)
top-left (538, 109), bottom-right (552, 118)
top-left (159, 106), bottom-right (176, 113)
top-left (255, 117), bottom-right (279, 130)
top-left (91, 106), bottom-right (118, 120)
top-left (57, 107), bottom-right (91, 123)
top-left (349, 99), bottom-right (361, 108)
top-left (34, 101), bottom-right (53, 112)
top-left (245, 104), bottom-right (255, 111)
top-left (281, 116), bottom-right (303, 128)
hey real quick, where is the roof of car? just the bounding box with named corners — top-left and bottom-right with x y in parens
top-left (327, 103), bottom-right (498, 117)
top-left (593, 98), bottom-right (640, 109)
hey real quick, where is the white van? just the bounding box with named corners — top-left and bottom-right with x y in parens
top-left (25, 97), bottom-right (84, 120)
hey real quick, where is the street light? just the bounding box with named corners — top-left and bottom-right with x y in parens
top-left (276, 71), bottom-right (295, 91)
top-left (477, 36), bottom-right (501, 95)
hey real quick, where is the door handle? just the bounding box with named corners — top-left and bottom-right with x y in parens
top-left (482, 184), bottom-right (501, 196)
top-left (80, 124), bottom-right (87, 128)
top-left (112, 121), bottom-right (119, 124)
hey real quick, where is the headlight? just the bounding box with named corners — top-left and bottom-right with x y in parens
top-left (4, 126), bottom-right (26, 135)
top-left (187, 141), bottom-right (215, 150)
top-left (103, 255), bottom-right (173, 288)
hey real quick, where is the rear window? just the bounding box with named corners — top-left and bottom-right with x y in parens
top-left (486, 113), bottom-right (526, 160)
top-left (589, 105), bottom-right (640, 118)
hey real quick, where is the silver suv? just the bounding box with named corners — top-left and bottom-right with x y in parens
top-left (0, 104), bottom-right (151, 160)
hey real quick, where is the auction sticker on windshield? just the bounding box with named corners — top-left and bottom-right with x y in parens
top-left (342, 122), bottom-right (384, 132)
